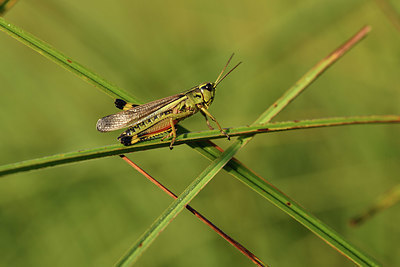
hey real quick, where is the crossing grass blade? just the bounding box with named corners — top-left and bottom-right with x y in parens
top-left (117, 140), bottom-right (249, 266)
top-left (0, 17), bottom-right (139, 102)
top-left (119, 155), bottom-right (266, 267)
top-left (186, 25), bottom-right (380, 267)
top-left (118, 26), bottom-right (380, 266)
top-left (0, 19), bottom-right (382, 266)
top-left (1, 115), bottom-right (398, 177)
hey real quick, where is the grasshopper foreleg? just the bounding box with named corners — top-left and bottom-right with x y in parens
top-left (200, 107), bottom-right (230, 140)
top-left (200, 110), bottom-right (214, 130)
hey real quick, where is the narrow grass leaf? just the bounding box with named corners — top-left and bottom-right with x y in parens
top-left (186, 26), bottom-right (379, 267)
top-left (118, 26), bottom-right (379, 266)
top-left (0, 17), bottom-right (139, 102)
top-left (257, 26), bottom-right (371, 123)
top-left (120, 155), bottom-right (266, 267)
top-left (1, 115), bottom-right (398, 177)
top-left (188, 26), bottom-right (379, 267)
top-left (0, 19), bottom-right (381, 265)
top-left (117, 139), bottom-right (248, 266)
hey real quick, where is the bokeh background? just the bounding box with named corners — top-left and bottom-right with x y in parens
top-left (0, 1), bottom-right (399, 266)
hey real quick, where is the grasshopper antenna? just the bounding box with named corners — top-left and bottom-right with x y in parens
top-left (215, 53), bottom-right (242, 87)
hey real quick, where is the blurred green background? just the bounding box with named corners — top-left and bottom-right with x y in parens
top-left (0, 0), bottom-right (399, 266)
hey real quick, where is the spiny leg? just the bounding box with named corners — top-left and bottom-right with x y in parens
top-left (200, 107), bottom-right (230, 140)
top-left (200, 109), bottom-right (214, 130)
top-left (114, 99), bottom-right (139, 110)
top-left (160, 118), bottom-right (177, 149)
top-left (161, 131), bottom-right (173, 142)
top-left (168, 118), bottom-right (177, 149)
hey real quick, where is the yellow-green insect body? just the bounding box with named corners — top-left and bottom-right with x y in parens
top-left (96, 55), bottom-right (241, 149)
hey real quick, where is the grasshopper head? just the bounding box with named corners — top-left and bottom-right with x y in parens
top-left (199, 82), bottom-right (216, 108)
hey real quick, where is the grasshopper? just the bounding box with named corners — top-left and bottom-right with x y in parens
top-left (96, 54), bottom-right (241, 149)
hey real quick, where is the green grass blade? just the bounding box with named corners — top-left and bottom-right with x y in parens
top-left (117, 139), bottom-right (248, 266)
top-left (0, 15), bottom-right (261, 185)
top-left (1, 115), bottom-right (398, 177)
top-left (256, 26), bottom-right (371, 123)
top-left (118, 26), bottom-right (379, 266)
top-left (0, 17), bottom-right (139, 102)
top-left (217, 160), bottom-right (380, 267)
top-left (187, 26), bottom-right (378, 267)
top-left (0, 18), bottom-right (380, 265)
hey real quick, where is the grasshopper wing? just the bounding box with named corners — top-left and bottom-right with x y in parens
top-left (96, 94), bottom-right (184, 132)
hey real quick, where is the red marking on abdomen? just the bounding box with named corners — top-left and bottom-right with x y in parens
top-left (148, 125), bottom-right (172, 135)
top-left (143, 120), bottom-right (178, 136)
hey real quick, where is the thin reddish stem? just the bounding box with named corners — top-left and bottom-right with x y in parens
top-left (119, 154), bottom-right (266, 267)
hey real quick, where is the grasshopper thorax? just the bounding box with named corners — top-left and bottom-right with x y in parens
top-left (187, 82), bottom-right (216, 108)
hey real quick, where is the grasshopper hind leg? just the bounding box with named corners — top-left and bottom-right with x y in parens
top-left (118, 118), bottom-right (177, 148)
top-left (159, 118), bottom-right (177, 150)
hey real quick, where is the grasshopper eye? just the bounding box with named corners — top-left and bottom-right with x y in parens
top-left (201, 83), bottom-right (214, 91)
